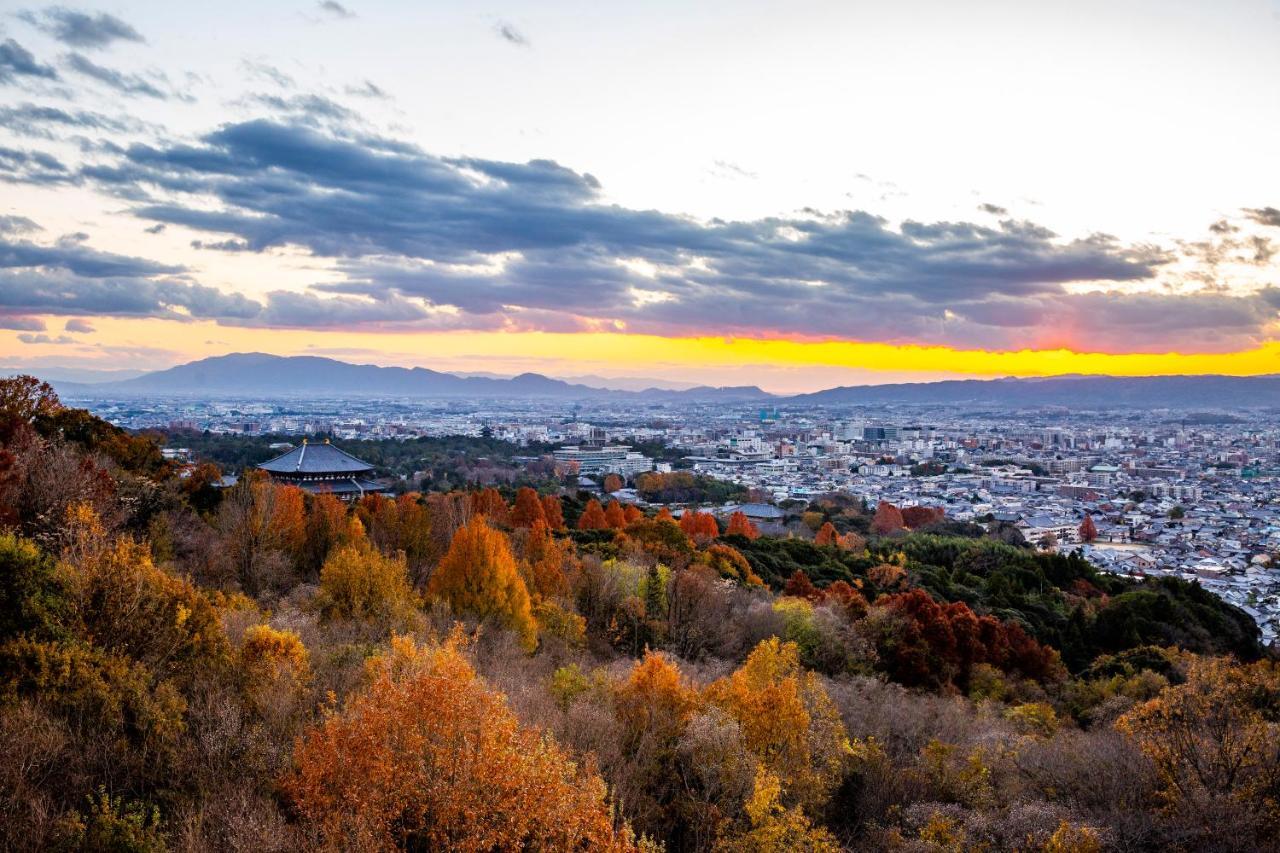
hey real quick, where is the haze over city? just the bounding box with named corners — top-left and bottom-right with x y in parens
top-left (2, 1), bottom-right (1280, 390)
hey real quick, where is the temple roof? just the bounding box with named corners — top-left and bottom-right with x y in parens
top-left (257, 440), bottom-right (374, 475)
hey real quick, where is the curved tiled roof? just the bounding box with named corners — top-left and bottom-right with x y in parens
top-left (257, 440), bottom-right (374, 475)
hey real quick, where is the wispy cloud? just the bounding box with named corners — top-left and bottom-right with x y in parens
top-left (494, 21), bottom-right (529, 47)
top-left (317, 1), bottom-right (355, 20)
top-left (0, 38), bottom-right (59, 84)
top-left (64, 52), bottom-right (169, 99)
top-left (0, 316), bottom-right (46, 331)
top-left (21, 7), bottom-right (144, 49)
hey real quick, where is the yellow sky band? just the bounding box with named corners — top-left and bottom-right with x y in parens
top-left (8, 317), bottom-right (1280, 389)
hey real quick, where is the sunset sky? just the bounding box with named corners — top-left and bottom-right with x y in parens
top-left (1, 0), bottom-right (1279, 392)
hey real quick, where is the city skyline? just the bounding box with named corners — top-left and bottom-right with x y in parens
top-left (2, 1), bottom-right (1280, 391)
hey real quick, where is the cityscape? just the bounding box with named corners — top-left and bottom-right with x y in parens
top-left (76, 380), bottom-right (1280, 646)
top-left (4, 0), bottom-right (1280, 850)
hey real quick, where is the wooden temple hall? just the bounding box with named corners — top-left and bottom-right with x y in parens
top-left (256, 438), bottom-right (390, 500)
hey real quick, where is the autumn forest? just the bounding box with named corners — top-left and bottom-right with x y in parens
top-left (1, 377), bottom-right (1278, 852)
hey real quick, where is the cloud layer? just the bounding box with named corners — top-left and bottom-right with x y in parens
top-left (25, 116), bottom-right (1259, 351)
top-left (0, 9), bottom-right (1276, 354)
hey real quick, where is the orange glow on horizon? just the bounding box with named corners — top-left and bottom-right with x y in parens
top-left (6, 316), bottom-right (1280, 394)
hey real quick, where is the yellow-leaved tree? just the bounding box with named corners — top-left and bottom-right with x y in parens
top-left (714, 766), bottom-right (838, 852)
top-left (1117, 655), bottom-right (1280, 826)
top-left (284, 633), bottom-right (639, 851)
top-left (317, 521), bottom-right (417, 626)
top-left (427, 516), bottom-right (537, 652)
top-left (706, 637), bottom-right (850, 814)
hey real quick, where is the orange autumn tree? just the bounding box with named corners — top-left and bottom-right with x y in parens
top-left (511, 486), bottom-right (547, 528)
top-left (726, 511), bottom-right (760, 540)
top-left (357, 493), bottom-right (433, 572)
top-left (470, 487), bottom-right (510, 525)
top-left (837, 531), bottom-right (867, 552)
top-left (541, 494), bottom-right (566, 530)
top-left (603, 473), bottom-right (624, 493)
top-left (871, 501), bottom-right (906, 535)
top-left (604, 500), bottom-right (628, 530)
top-left (705, 542), bottom-right (762, 585)
top-left (623, 503), bottom-right (644, 525)
top-left (678, 510), bottom-right (701, 538)
top-left (680, 510), bottom-right (719, 542)
top-left (520, 518), bottom-right (571, 599)
top-left (1079, 514), bottom-right (1098, 543)
top-left (610, 651), bottom-right (703, 838)
top-left (901, 505), bottom-right (945, 529)
top-left (578, 499), bottom-right (608, 530)
top-left (813, 522), bottom-right (839, 546)
top-left (655, 506), bottom-right (675, 523)
top-left (427, 516), bottom-right (537, 651)
top-left (301, 491), bottom-right (350, 576)
top-left (285, 633), bottom-right (637, 852)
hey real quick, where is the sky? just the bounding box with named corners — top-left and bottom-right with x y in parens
top-left (0, 0), bottom-right (1279, 393)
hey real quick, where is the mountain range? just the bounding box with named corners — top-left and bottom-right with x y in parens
top-left (36, 353), bottom-right (772, 402)
top-left (787, 374), bottom-right (1280, 408)
top-left (15, 353), bottom-right (1280, 409)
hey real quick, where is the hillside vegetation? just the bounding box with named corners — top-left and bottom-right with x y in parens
top-left (0, 377), bottom-right (1276, 852)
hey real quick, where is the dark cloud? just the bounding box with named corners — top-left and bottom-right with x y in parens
top-left (0, 38), bottom-right (59, 83)
top-left (143, 223), bottom-right (165, 234)
top-left (0, 145), bottom-right (74, 184)
top-left (0, 234), bottom-right (179, 278)
top-left (64, 52), bottom-right (168, 98)
top-left (59, 118), bottom-right (1201, 346)
top-left (0, 231), bottom-right (265, 324)
top-left (0, 268), bottom-right (261, 321)
top-left (0, 316), bottom-right (46, 331)
top-left (1245, 207), bottom-right (1280, 228)
top-left (495, 22), bottom-right (529, 47)
top-left (0, 231), bottom-right (257, 322)
top-left (0, 113), bottom-right (1262, 350)
top-left (0, 102), bottom-right (139, 139)
top-left (317, 1), bottom-right (355, 19)
top-left (190, 238), bottom-right (251, 251)
top-left (245, 289), bottom-right (432, 328)
top-left (64, 318), bottom-right (95, 333)
top-left (0, 215), bottom-right (41, 234)
top-left (979, 203), bottom-right (1008, 216)
top-left (23, 7), bottom-right (144, 49)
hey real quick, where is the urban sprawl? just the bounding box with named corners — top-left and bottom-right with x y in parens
top-left (78, 393), bottom-right (1280, 646)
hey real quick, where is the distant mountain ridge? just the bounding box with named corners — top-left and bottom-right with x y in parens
top-left (788, 373), bottom-right (1280, 408)
top-left (39, 353), bottom-right (773, 401)
top-left (24, 354), bottom-right (1280, 408)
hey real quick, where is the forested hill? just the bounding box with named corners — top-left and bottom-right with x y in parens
top-left (0, 375), bottom-right (1276, 851)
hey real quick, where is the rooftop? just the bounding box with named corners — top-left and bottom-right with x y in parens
top-left (257, 440), bottom-right (374, 475)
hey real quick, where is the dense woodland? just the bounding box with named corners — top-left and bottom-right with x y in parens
top-left (2, 376), bottom-right (1279, 852)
